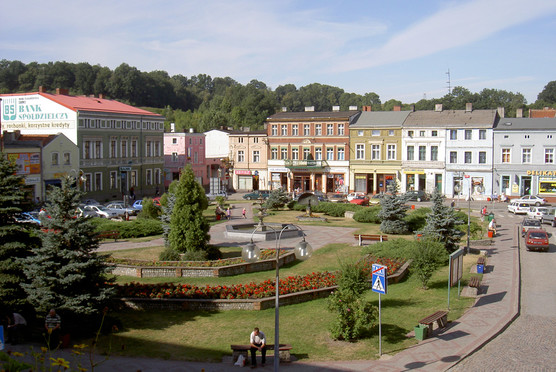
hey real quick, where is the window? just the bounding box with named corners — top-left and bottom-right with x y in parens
top-left (94, 172), bottom-right (102, 191)
top-left (417, 146), bottom-right (425, 161)
top-left (315, 148), bottom-right (322, 160)
top-left (84, 141), bottom-right (91, 159)
top-left (271, 125), bottom-right (278, 136)
top-left (63, 152), bottom-right (71, 165)
top-left (146, 169), bottom-right (152, 186)
top-left (252, 150), bottom-right (260, 163)
top-left (303, 148), bottom-right (310, 160)
top-left (238, 150), bottom-right (244, 163)
top-left (172, 152), bottom-right (178, 162)
top-left (193, 152), bottom-right (198, 163)
top-left (253, 137), bottom-right (258, 144)
top-left (304, 124), bottom-right (310, 136)
top-left (464, 151), bottom-right (472, 163)
top-left (502, 148), bottom-right (511, 163)
top-left (110, 171), bottom-right (117, 189)
top-left (315, 124), bottom-right (322, 135)
top-left (280, 148), bottom-right (288, 160)
top-left (131, 171), bottom-right (137, 187)
top-left (479, 129), bottom-right (486, 140)
top-left (522, 148), bottom-right (532, 163)
top-left (479, 151), bottom-right (486, 164)
top-left (450, 130), bottom-right (457, 140)
top-left (387, 144), bottom-right (396, 160)
top-left (271, 148), bottom-right (278, 160)
top-left (292, 124), bottom-right (298, 136)
top-left (408, 130), bottom-right (414, 137)
top-left (431, 146), bottom-right (438, 161)
top-left (338, 124), bottom-right (345, 136)
top-left (356, 144), bottom-right (365, 160)
top-left (238, 137), bottom-right (244, 143)
top-left (146, 141), bottom-right (152, 157)
top-left (121, 140), bottom-right (127, 158)
top-left (337, 147), bottom-right (345, 160)
top-left (371, 144), bottom-right (380, 160)
top-left (372, 130), bottom-right (380, 136)
top-left (545, 148), bottom-right (554, 164)
top-left (419, 131), bottom-right (425, 137)
top-left (326, 148), bottom-right (334, 161)
top-left (110, 139), bottom-right (117, 158)
top-left (95, 141), bottom-right (102, 159)
top-left (155, 169), bottom-right (161, 185)
top-left (327, 124), bottom-right (334, 135)
top-left (450, 151), bottom-right (458, 163)
top-left (388, 130), bottom-right (394, 136)
top-left (154, 141), bottom-right (160, 157)
top-left (407, 146), bottom-right (414, 161)
top-left (281, 125), bottom-right (287, 136)
top-left (51, 152), bottom-right (59, 165)
top-left (432, 130), bottom-right (438, 137)
top-left (292, 148), bottom-right (299, 160)
top-left (357, 130), bottom-right (364, 136)
top-left (84, 174), bottom-right (92, 192)
top-left (172, 138), bottom-right (177, 144)
top-left (465, 130), bottom-right (472, 140)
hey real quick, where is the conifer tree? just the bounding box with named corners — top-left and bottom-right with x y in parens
top-left (0, 152), bottom-right (38, 310)
top-left (418, 189), bottom-right (463, 253)
top-left (378, 189), bottom-right (409, 234)
top-left (265, 188), bottom-right (290, 210)
top-left (21, 176), bottom-right (114, 316)
top-left (168, 165), bottom-right (210, 255)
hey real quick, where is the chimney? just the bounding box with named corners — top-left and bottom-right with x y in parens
top-left (281, 107), bottom-right (287, 112)
top-left (189, 127), bottom-right (194, 133)
top-left (362, 105), bottom-right (372, 112)
top-left (516, 108), bottom-right (523, 118)
top-left (332, 105), bottom-right (340, 111)
top-left (99, 93), bottom-right (105, 99)
top-left (466, 103), bottom-right (473, 112)
top-left (38, 86), bottom-right (46, 93)
top-left (393, 106), bottom-right (401, 111)
top-left (435, 104), bottom-right (443, 112)
top-left (349, 105), bottom-right (358, 110)
top-left (170, 123), bottom-right (175, 132)
top-left (497, 106), bottom-right (505, 118)
top-left (410, 104), bottom-right (415, 112)
top-left (56, 88), bottom-right (69, 95)
top-left (304, 106), bottom-right (315, 112)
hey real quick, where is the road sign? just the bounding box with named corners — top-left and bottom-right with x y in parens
top-left (371, 264), bottom-right (387, 295)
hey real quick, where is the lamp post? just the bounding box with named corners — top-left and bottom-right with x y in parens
top-left (242, 224), bottom-right (313, 371)
top-left (465, 174), bottom-right (471, 255)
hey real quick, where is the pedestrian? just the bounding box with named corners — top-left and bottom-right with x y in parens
top-left (45, 309), bottom-right (61, 348)
top-left (450, 201), bottom-right (455, 208)
top-left (6, 312), bottom-right (27, 345)
top-left (226, 207), bottom-right (231, 220)
top-left (249, 327), bottom-right (266, 368)
top-left (488, 218), bottom-right (497, 236)
top-left (482, 206), bottom-right (487, 216)
top-left (242, 207), bottom-right (247, 219)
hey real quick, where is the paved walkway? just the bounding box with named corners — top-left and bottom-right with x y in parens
top-left (9, 203), bottom-right (521, 371)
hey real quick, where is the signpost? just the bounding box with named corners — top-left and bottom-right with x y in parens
top-left (371, 264), bottom-right (387, 356)
top-left (448, 248), bottom-right (464, 309)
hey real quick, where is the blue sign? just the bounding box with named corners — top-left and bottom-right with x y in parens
top-left (0, 325), bottom-right (4, 350)
top-left (371, 264), bottom-right (387, 295)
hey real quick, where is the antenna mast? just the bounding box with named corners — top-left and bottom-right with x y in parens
top-left (446, 69), bottom-right (452, 95)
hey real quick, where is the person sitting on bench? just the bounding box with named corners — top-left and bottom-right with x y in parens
top-left (249, 327), bottom-right (266, 368)
top-left (488, 218), bottom-right (497, 236)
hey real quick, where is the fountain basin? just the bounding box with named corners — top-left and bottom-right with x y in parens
top-left (225, 223), bottom-right (303, 241)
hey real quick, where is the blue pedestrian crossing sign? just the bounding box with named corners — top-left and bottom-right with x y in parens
top-left (371, 264), bottom-right (387, 295)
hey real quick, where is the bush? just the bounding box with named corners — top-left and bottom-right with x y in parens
top-left (410, 239), bottom-right (448, 289)
top-left (91, 219), bottom-right (163, 238)
top-left (353, 206), bottom-right (381, 223)
top-left (180, 250), bottom-right (208, 261)
top-left (205, 246), bottom-right (223, 260)
top-left (404, 207), bottom-right (431, 232)
top-left (159, 247), bottom-right (180, 261)
top-left (138, 198), bottom-right (161, 219)
top-left (361, 238), bottom-right (417, 260)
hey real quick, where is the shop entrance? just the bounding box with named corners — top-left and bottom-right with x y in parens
top-left (521, 176), bottom-right (532, 195)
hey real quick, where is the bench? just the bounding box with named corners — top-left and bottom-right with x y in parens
top-left (418, 310), bottom-right (448, 335)
top-left (468, 276), bottom-right (481, 288)
top-left (96, 230), bottom-right (120, 241)
top-left (354, 234), bottom-right (388, 246)
top-left (230, 344), bottom-right (293, 364)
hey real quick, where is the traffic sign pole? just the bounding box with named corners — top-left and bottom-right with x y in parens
top-left (378, 293), bottom-right (382, 356)
top-left (371, 264), bottom-right (387, 357)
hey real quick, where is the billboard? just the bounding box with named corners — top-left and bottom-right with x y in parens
top-left (7, 152), bottom-right (41, 174)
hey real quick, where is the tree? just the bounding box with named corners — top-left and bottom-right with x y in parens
top-left (168, 165), bottom-right (210, 257)
top-left (537, 81), bottom-right (556, 104)
top-left (418, 189), bottom-right (463, 253)
top-left (21, 176), bottom-right (114, 316)
top-left (0, 153), bottom-right (38, 310)
top-left (378, 190), bottom-right (409, 234)
top-left (265, 189), bottom-right (290, 210)
top-left (410, 239), bottom-right (448, 289)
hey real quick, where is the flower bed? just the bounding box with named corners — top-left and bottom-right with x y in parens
top-left (359, 255), bottom-right (410, 284)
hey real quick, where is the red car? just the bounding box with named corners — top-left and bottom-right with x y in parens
top-left (525, 229), bottom-right (549, 252)
top-left (349, 195), bottom-right (369, 206)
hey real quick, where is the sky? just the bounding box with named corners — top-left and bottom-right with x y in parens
top-left (1, 0), bottom-right (556, 104)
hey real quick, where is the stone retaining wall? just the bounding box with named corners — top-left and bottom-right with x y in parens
top-left (110, 252), bottom-right (297, 278)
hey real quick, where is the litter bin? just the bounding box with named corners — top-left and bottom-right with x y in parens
top-left (477, 264), bottom-right (484, 274)
top-left (488, 213), bottom-right (495, 222)
top-left (414, 324), bottom-right (428, 341)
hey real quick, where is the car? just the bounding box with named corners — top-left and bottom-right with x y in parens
top-left (404, 190), bottom-right (429, 202)
top-left (75, 205), bottom-right (98, 218)
top-left (540, 207), bottom-right (556, 227)
top-left (525, 229), bottom-right (549, 252)
top-left (520, 218), bottom-right (542, 237)
top-left (15, 211), bottom-right (41, 225)
top-left (329, 194), bottom-right (347, 203)
top-left (206, 191), bottom-right (228, 201)
top-left (349, 195), bottom-right (369, 206)
top-left (84, 205), bottom-right (119, 219)
top-left (507, 201), bottom-right (530, 214)
top-left (514, 195), bottom-right (547, 206)
top-left (82, 198), bottom-right (100, 206)
top-left (132, 199), bottom-right (161, 211)
top-left (347, 192), bottom-right (366, 201)
top-left (105, 202), bottom-right (138, 216)
top-left (526, 206), bottom-right (551, 220)
top-left (242, 191), bottom-right (270, 200)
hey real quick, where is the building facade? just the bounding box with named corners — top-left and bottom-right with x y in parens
top-left (163, 130), bottom-right (206, 189)
top-left (229, 130), bottom-right (268, 191)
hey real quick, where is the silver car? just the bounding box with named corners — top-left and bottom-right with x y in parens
top-left (84, 205), bottom-right (119, 219)
top-left (105, 202), bottom-right (138, 216)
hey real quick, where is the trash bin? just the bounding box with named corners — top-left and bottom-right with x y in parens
top-left (477, 264), bottom-right (484, 274)
top-left (414, 324), bottom-right (428, 341)
top-left (488, 213), bottom-right (494, 222)
top-left (216, 214), bottom-right (221, 221)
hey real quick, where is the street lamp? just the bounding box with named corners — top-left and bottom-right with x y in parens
top-left (242, 224), bottom-right (313, 371)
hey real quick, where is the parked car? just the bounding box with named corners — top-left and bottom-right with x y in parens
top-left (507, 201), bottom-right (530, 214)
top-left (540, 207), bottom-right (556, 227)
top-left (242, 191), bottom-right (270, 200)
top-left (84, 205), bottom-right (119, 219)
top-left (75, 205), bottom-right (97, 218)
top-left (520, 218), bottom-right (542, 237)
top-left (514, 195), bottom-right (547, 206)
top-left (347, 192), bottom-right (366, 201)
top-left (82, 198), bottom-right (100, 206)
top-left (525, 229), bottom-right (550, 252)
top-left (105, 202), bottom-right (138, 216)
top-left (526, 206), bottom-right (551, 220)
top-left (132, 199), bottom-right (161, 211)
top-left (329, 194), bottom-right (347, 203)
top-left (404, 190), bottom-right (429, 202)
top-left (349, 195), bottom-right (369, 206)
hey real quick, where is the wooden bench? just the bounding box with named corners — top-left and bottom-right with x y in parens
top-left (96, 230), bottom-right (120, 241)
top-left (468, 276), bottom-right (481, 288)
top-left (418, 310), bottom-right (448, 335)
top-left (230, 344), bottom-right (293, 364)
top-left (354, 234), bottom-right (388, 246)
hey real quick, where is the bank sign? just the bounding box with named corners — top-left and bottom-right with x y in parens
top-left (1, 94), bottom-right (75, 131)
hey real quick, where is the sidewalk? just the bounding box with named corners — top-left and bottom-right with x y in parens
top-left (63, 206), bottom-right (521, 370)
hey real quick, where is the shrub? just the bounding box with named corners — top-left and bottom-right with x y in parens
top-left (159, 247), bottom-right (180, 261)
top-left (215, 196), bottom-right (227, 207)
top-left (92, 219), bottom-right (163, 239)
top-left (138, 198), bottom-right (161, 219)
top-left (205, 246), bottom-right (223, 260)
top-left (410, 239), bottom-right (448, 289)
top-left (404, 207), bottom-right (431, 232)
top-left (180, 250), bottom-right (208, 261)
top-left (353, 206), bottom-right (381, 223)
top-left (362, 238), bottom-right (417, 260)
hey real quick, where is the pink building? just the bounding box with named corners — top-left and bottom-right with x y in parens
top-left (164, 130), bottom-right (206, 189)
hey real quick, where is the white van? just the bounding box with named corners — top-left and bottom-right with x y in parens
top-left (507, 201), bottom-right (530, 214)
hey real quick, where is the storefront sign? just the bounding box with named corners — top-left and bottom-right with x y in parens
top-left (25, 176), bottom-right (41, 185)
top-left (235, 170), bottom-right (251, 175)
top-left (527, 170), bottom-right (556, 176)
